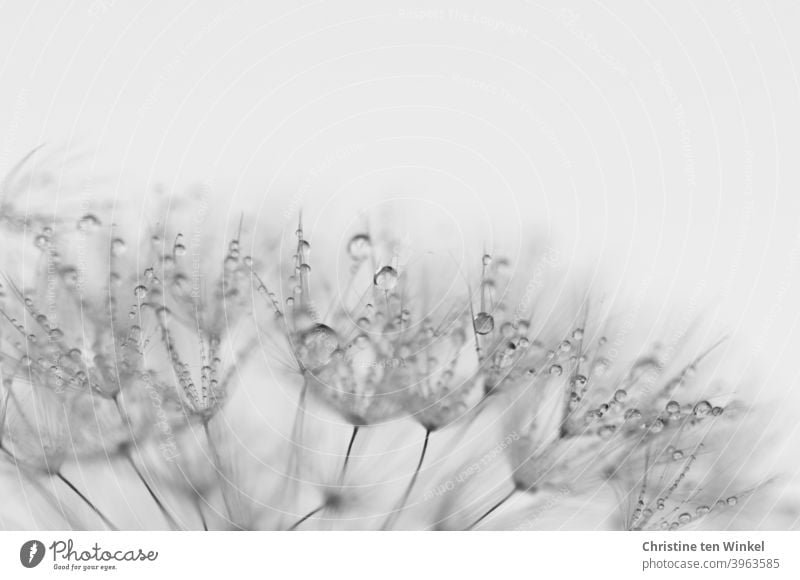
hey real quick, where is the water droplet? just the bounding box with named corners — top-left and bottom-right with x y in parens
top-left (134, 285), bottom-right (148, 298)
top-left (156, 306), bottom-right (171, 324)
top-left (598, 424), bottom-right (616, 439)
top-left (373, 265), bottom-right (398, 292)
top-left (711, 406), bottom-right (724, 416)
top-left (49, 328), bottom-right (64, 341)
top-left (347, 234), bottom-right (372, 261)
top-left (672, 450), bottom-right (684, 461)
top-left (482, 254), bottom-right (492, 266)
top-left (572, 328), bottom-right (584, 340)
top-left (172, 273), bottom-right (190, 295)
top-left (693, 401), bottom-right (712, 417)
top-left (61, 266), bottom-right (79, 288)
top-left (299, 263), bottom-right (311, 275)
top-left (649, 419), bottom-right (664, 433)
top-left (473, 312), bottom-right (494, 335)
top-left (678, 513), bottom-right (692, 524)
top-left (35, 234), bottom-right (48, 249)
top-left (549, 364), bottom-right (563, 376)
top-left (666, 400), bottom-right (680, 414)
top-left (77, 214), bottom-right (101, 231)
top-left (696, 506), bottom-right (710, 516)
top-left (614, 389), bottom-right (628, 403)
top-left (726, 496), bottom-right (737, 506)
top-left (298, 323), bottom-right (339, 369)
top-left (559, 340), bottom-right (572, 352)
top-left (500, 322), bottom-right (514, 337)
top-left (173, 235), bottom-right (187, 256)
top-left (243, 256), bottom-right (253, 267)
top-left (111, 238), bottom-right (127, 256)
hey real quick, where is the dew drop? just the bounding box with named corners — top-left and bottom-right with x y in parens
top-left (693, 401), bottom-right (712, 417)
top-left (572, 328), bottom-right (584, 340)
top-left (482, 254), bottom-right (492, 266)
top-left (678, 513), bottom-right (692, 524)
top-left (549, 364), bottom-right (563, 376)
top-left (373, 265), bottom-right (398, 292)
top-left (77, 214), bottom-right (101, 231)
top-left (598, 424), bottom-right (616, 439)
top-left (726, 496), bottom-right (737, 506)
top-left (666, 400), bottom-right (681, 414)
top-left (696, 506), bottom-right (710, 516)
top-left (174, 236), bottom-right (187, 256)
top-left (298, 323), bottom-right (339, 369)
top-left (156, 306), bottom-right (171, 324)
top-left (134, 285), bottom-right (148, 299)
top-left (614, 389), bottom-right (628, 403)
top-left (347, 234), bottom-right (372, 261)
top-left (111, 238), bottom-right (127, 256)
top-left (473, 312), bottom-right (494, 335)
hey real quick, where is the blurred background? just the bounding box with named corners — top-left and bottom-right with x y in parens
top-left (0, 0), bottom-right (799, 528)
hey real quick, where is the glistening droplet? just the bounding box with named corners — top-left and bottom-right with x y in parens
top-left (373, 265), bottom-right (398, 292)
top-left (473, 312), bottom-right (494, 335)
top-left (347, 234), bottom-right (372, 261)
top-left (299, 323), bottom-right (339, 369)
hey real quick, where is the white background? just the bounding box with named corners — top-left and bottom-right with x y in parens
top-left (1, 0), bottom-right (799, 528)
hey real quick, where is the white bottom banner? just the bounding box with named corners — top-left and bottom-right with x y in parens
top-left (1, 531), bottom-right (797, 579)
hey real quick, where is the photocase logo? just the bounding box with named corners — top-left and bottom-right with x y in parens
top-left (20, 540), bottom-right (46, 568)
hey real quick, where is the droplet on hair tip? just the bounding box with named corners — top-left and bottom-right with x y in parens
top-left (347, 234), bottom-right (371, 261)
top-left (374, 265), bottom-right (398, 292)
top-left (473, 312), bottom-right (494, 335)
top-left (111, 238), bottom-right (127, 256)
top-left (693, 401), bottom-right (712, 417)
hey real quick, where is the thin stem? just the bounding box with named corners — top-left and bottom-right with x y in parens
top-left (124, 453), bottom-right (180, 530)
top-left (338, 425), bottom-right (360, 486)
top-left (466, 488), bottom-right (517, 530)
top-left (276, 382), bottom-right (308, 529)
top-left (193, 494), bottom-right (209, 531)
top-left (203, 420), bottom-right (241, 529)
top-left (381, 429), bottom-right (431, 530)
top-left (57, 472), bottom-right (118, 531)
top-left (287, 504), bottom-right (324, 531)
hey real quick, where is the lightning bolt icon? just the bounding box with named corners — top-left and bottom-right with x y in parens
top-left (29, 543), bottom-right (38, 564)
